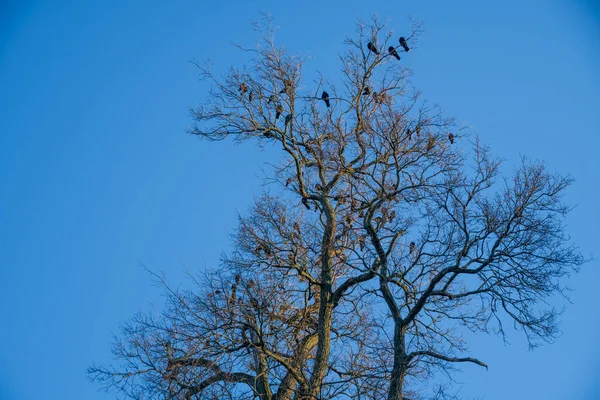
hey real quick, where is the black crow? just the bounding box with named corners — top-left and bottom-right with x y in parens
top-left (321, 91), bottom-right (330, 108)
top-left (406, 128), bottom-right (412, 140)
top-left (409, 241), bottom-right (415, 254)
top-left (367, 41), bottom-right (379, 55)
top-left (448, 133), bottom-right (455, 144)
top-left (267, 94), bottom-right (276, 104)
top-left (399, 37), bottom-right (410, 52)
top-left (275, 104), bottom-right (283, 120)
top-left (363, 86), bottom-right (371, 96)
top-left (239, 83), bottom-right (249, 94)
top-left (388, 46), bottom-right (401, 60)
top-left (285, 114), bottom-right (292, 126)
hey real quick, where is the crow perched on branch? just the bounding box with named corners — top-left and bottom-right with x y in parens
top-left (367, 41), bottom-right (379, 55)
top-left (388, 46), bottom-right (400, 60)
top-left (321, 91), bottom-right (330, 108)
top-left (399, 37), bottom-right (410, 52)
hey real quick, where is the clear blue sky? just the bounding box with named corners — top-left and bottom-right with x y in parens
top-left (1, 1), bottom-right (598, 399)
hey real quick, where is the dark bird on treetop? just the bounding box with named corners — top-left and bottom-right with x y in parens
top-left (285, 177), bottom-right (293, 187)
top-left (321, 91), bottom-right (330, 108)
top-left (388, 46), bottom-right (401, 60)
top-left (239, 83), bottom-right (249, 94)
top-left (275, 104), bottom-right (283, 120)
top-left (448, 133), bottom-right (455, 144)
top-left (285, 114), bottom-right (292, 126)
top-left (301, 197), bottom-right (310, 210)
top-left (263, 130), bottom-right (273, 138)
top-left (363, 86), bottom-right (371, 96)
top-left (367, 41), bottom-right (379, 55)
top-left (399, 37), bottom-right (410, 52)
top-left (235, 274), bottom-right (241, 284)
top-left (248, 91), bottom-right (254, 102)
top-left (406, 128), bottom-right (412, 140)
top-left (267, 94), bottom-right (276, 104)
top-left (409, 241), bottom-right (415, 254)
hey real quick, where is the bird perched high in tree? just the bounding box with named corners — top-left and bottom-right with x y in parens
top-left (388, 46), bottom-right (401, 60)
top-left (367, 41), bottom-right (379, 55)
top-left (399, 36), bottom-right (410, 52)
top-left (321, 91), bottom-right (330, 108)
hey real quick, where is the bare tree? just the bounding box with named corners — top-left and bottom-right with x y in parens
top-left (89, 16), bottom-right (585, 400)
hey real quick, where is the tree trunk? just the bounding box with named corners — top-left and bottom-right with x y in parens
top-left (307, 201), bottom-right (336, 398)
top-left (387, 324), bottom-right (408, 400)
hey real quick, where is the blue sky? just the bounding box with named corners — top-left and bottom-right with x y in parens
top-left (0, 1), bottom-right (598, 399)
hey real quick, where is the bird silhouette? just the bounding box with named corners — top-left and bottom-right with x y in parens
top-left (285, 177), bottom-right (293, 187)
top-left (399, 37), bottom-right (410, 52)
top-left (248, 91), bottom-right (254, 102)
top-left (264, 130), bottom-right (273, 138)
top-left (275, 104), bottom-right (283, 120)
top-left (321, 91), bottom-right (330, 108)
top-left (367, 41), bottom-right (379, 55)
top-left (363, 86), bottom-right (371, 96)
top-left (406, 128), bottom-right (412, 140)
top-left (415, 125), bottom-right (421, 136)
top-left (267, 94), bottom-right (276, 104)
top-left (388, 46), bottom-right (401, 60)
top-left (285, 114), bottom-right (292, 126)
top-left (239, 83), bottom-right (249, 94)
top-left (448, 133), bottom-right (455, 144)
top-left (409, 242), bottom-right (415, 254)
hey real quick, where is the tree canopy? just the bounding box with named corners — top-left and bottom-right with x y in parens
top-left (89, 16), bottom-right (585, 400)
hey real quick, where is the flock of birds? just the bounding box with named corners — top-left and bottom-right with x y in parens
top-left (237, 35), bottom-right (455, 146)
